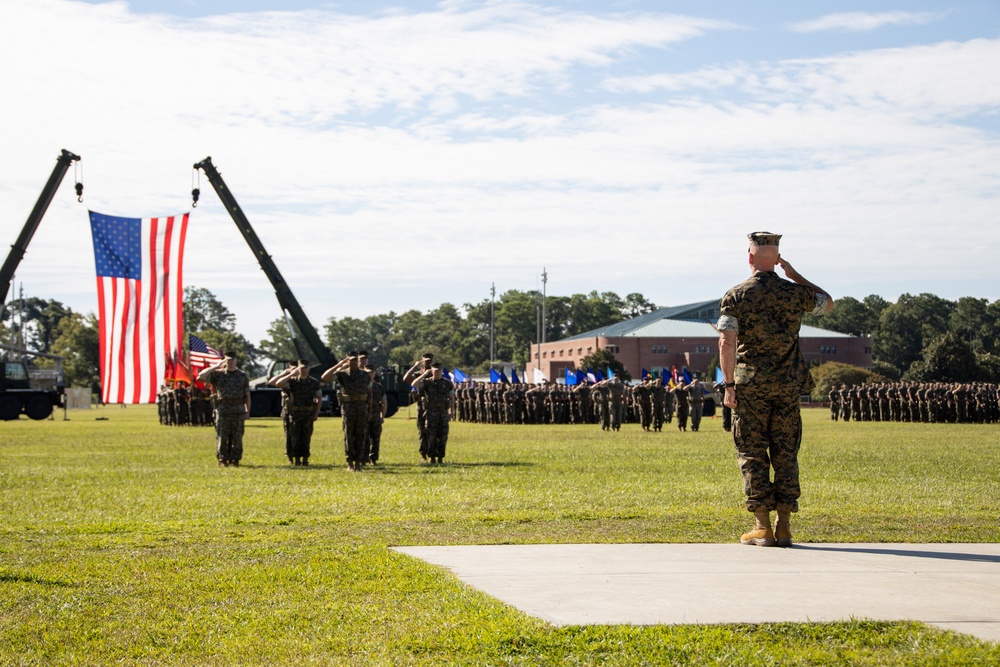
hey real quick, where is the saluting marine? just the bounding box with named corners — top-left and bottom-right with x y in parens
top-left (411, 362), bottom-right (455, 464)
top-left (323, 353), bottom-right (372, 471)
top-left (718, 231), bottom-right (834, 548)
top-left (197, 350), bottom-right (251, 467)
top-left (273, 359), bottom-right (322, 466)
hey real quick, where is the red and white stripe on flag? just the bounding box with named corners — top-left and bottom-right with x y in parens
top-left (89, 212), bottom-right (189, 404)
top-left (189, 334), bottom-right (224, 374)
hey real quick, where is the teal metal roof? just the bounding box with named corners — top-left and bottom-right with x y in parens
top-left (562, 300), bottom-right (721, 341)
top-left (561, 300), bottom-right (857, 341)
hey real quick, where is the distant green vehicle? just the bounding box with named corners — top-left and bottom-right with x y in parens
top-left (0, 150), bottom-right (79, 421)
top-left (0, 358), bottom-right (64, 420)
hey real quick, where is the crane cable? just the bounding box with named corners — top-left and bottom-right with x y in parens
top-left (73, 159), bottom-right (83, 202)
top-left (191, 168), bottom-right (201, 208)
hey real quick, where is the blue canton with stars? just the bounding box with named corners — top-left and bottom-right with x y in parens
top-left (89, 212), bottom-right (142, 279)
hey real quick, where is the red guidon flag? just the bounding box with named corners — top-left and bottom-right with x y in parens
top-left (88, 211), bottom-right (189, 404)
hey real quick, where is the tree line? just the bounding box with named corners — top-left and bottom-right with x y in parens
top-left (4, 289), bottom-right (999, 393)
top-left (802, 293), bottom-right (1000, 384)
top-left (264, 289), bottom-right (659, 372)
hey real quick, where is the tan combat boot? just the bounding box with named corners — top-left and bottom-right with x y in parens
top-left (774, 510), bottom-right (793, 548)
top-left (740, 509), bottom-right (776, 547)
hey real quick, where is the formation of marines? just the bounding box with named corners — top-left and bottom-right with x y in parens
top-left (828, 381), bottom-right (1000, 424)
top-left (157, 382), bottom-right (214, 426)
top-left (450, 375), bottom-right (714, 432)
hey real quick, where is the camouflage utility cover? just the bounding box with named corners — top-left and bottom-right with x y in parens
top-left (718, 271), bottom-right (824, 392)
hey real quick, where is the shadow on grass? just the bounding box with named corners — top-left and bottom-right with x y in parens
top-left (225, 461), bottom-right (536, 473)
top-left (0, 573), bottom-right (74, 587)
top-left (797, 544), bottom-right (1000, 563)
top-left (360, 461), bottom-right (536, 474)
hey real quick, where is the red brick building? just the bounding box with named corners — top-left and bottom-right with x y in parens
top-left (525, 300), bottom-right (872, 382)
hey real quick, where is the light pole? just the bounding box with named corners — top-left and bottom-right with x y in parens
top-left (541, 267), bottom-right (547, 344)
top-left (489, 282), bottom-right (495, 370)
top-left (535, 286), bottom-right (541, 373)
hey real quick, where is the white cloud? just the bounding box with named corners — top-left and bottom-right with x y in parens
top-left (788, 11), bottom-right (946, 33)
top-left (0, 1), bottom-right (997, 346)
top-left (604, 38), bottom-right (1000, 118)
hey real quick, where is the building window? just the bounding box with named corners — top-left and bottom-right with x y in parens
top-left (542, 351), bottom-right (547, 358)
top-left (693, 345), bottom-right (710, 354)
top-left (559, 350), bottom-right (564, 357)
top-left (821, 345), bottom-right (838, 355)
top-left (587, 347), bottom-right (592, 354)
top-left (605, 345), bottom-right (619, 354)
top-left (651, 345), bottom-right (668, 354)
top-left (864, 346), bottom-right (871, 354)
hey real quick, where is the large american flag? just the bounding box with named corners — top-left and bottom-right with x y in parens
top-left (89, 211), bottom-right (189, 404)
top-left (189, 333), bottom-right (224, 374)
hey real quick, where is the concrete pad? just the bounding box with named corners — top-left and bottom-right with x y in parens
top-left (392, 543), bottom-right (1000, 642)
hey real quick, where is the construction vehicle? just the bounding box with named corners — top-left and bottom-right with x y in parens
top-left (192, 157), bottom-right (407, 418)
top-left (0, 344), bottom-right (65, 420)
top-left (0, 149), bottom-right (80, 420)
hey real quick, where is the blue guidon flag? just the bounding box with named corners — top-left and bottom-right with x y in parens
top-left (88, 211), bottom-right (189, 404)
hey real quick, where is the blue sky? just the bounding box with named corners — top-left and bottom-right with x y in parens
top-left (2, 1), bottom-right (998, 349)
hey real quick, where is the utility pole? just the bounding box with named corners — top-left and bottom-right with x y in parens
top-left (489, 282), bottom-right (495, 370)
top-left (541, 268), bottom-right (548, 344)
top-left (534, 289), bottom-right (540, 374)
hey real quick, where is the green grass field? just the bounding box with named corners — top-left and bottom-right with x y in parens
top-left (2, 406), bottom-right (999, 665)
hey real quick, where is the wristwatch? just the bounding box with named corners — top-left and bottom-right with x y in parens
top-left (724, 381), bottom-right (735, 388)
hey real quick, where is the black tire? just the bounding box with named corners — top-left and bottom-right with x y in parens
top-left (0, 395), bottom-right (22, 421)
top-left (25, 395), bottom-right (53, 420)
top-left (268, 392), bottom-right (283, 417)
top-left (249, 392), bottom-right (273, 418)
top-left (384, 392), bottom-right (399, 419)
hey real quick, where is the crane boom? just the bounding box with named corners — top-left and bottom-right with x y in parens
top-left (0, 149), bottom-right (81, 305)
top-left (192, 157), bottom-right (336, 369)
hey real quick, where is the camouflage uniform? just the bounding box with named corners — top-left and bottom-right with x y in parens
top-left (608, 381), bottom-right (625, 431)
top-left (718, 269), bottom-right (827, 514)
top-left (419, 377), bottom-right (454, 461)
top-left (204, 368), bottom-right (250, 465)
top-left (634, 382), bottom-right (653, 431)
top-left (157, 386), bottom-right (169, 424)
top-left (592, 383), bottom-right (611, 430)
top-left (368, 378), bottom-right (386, 464)
top-left (687, 379), bottom-right (704, 432)
top-left (672, 384), bottom-right (689, 431)
top-left (286, 376), bottom-right (321, 464)
top-left (526, 385), bottom-right (546, 424)
top-left (663, 386), bottom-right (675, 424)
top-left (576, 384), bottom-right (594, 424)
top-left (651, 382), bottom-right (667, 431)
top-left (336, 369), bottom-right (372, 468)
